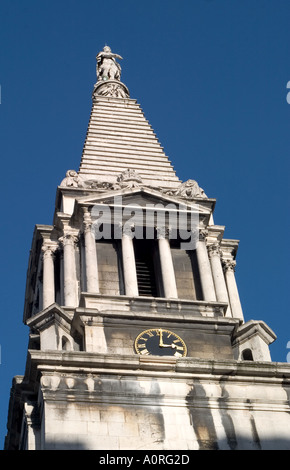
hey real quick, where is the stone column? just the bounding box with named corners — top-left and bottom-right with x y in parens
top-left (157, 227), bottom-right (178, 299)
top-left (42, 244), bottom-right (56, 309)
top-left (59, 249), bottom-right (64, 306)
top-left (208, 243), bottom-right (232, 317)
top-left (59, 233), bottom-right (78, 307)
top-left (196, 231), bottom-right (216, 302)
top-left (24, 402), bottom-right (40, 450)
top-left (222, 259), bottom-right (244, 322)
top-left (83, 208), bottom-right (99, 293)
top-left (121, 233), bottom-right (139, 297)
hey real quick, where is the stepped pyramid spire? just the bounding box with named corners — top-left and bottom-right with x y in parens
top-left (78, 46), bottom-right (181, 188)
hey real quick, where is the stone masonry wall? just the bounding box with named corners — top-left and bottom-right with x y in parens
top-left (38, 371), bottom-right (290, 450)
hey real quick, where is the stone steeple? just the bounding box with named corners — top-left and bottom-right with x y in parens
top-left (78, 46), bottom-right (180, 188)
top-left (4, 47), bottom-right (290, 451)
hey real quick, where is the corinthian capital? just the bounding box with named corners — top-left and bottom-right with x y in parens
top-left (222, 259), bottom-right (236, 272)
top-left (199, 229), bottom-right (208, 241)
top-left (41, 243), bottom-right (58, 259)
top-left (59, 233), bottom-right (79, 248)
top-left (82, 207), bottom-right (93, 234)
top-left (156, 226), bottom-right (171, 239)
top-left (208, 243), bottom-right (221, 259)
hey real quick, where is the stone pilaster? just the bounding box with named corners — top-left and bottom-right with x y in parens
top-left (78, 314), bottom-right (108, 353)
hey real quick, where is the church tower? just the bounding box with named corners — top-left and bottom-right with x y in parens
top-left (5, 47), bottom-right (290, 450)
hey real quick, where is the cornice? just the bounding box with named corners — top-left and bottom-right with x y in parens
top-left (26, 349), bottom-right (290, 383)
top-left (232, 320), bottom-right (277, 347)
top-left (73, 302), bottom-right (238, 332)
top-left (77, 292), bottom-right (231, 320)
top-left (26, 303), bottom-right (72, 331)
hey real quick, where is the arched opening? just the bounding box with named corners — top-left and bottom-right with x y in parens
top-left (62, 336), bottom-right (71, 351)
top-left (242, 348), bottom-right (254, 361)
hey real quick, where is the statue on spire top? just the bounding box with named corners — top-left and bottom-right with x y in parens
top-left (96, 46), bottom-right (123, 81)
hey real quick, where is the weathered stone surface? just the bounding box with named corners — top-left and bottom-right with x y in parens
top-left (5, 48), bottom-right (288, 451)
top-left (9, 353), bottom-right (290, 450)
top-left (79, 96), bottom-right (181, 188)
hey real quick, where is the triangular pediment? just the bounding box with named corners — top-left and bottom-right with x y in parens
top-left (75, 186), bottom-right (213, 215)
top-left (26, 303), bottom-right (71, 329)
top-left (67, 186), bottom-right (213, 231)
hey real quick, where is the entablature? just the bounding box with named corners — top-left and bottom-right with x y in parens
top-left (54, 179), bottom-right (217, 228)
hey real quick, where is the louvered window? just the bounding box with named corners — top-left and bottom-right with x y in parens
top-left (134, 240), bottom-right (159, 297)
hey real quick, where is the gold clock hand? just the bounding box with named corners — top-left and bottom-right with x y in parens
top-left (159, 342), bottom-right (177, 348)
top-left (159, 329), bottom-right (164, 347)
top-left (159, 331), bottom-right (177, 348)
top-left (173, 344), bottom-right (184, 351)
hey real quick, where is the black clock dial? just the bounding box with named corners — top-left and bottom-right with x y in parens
top-left (134, 328), bottom-right (187, 357)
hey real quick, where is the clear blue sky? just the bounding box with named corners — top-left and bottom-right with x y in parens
top-left (1, 0), bottom-right (290, 447)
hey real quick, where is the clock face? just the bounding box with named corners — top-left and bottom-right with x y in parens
top-left (134, 328), bottom-right (187, 357)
